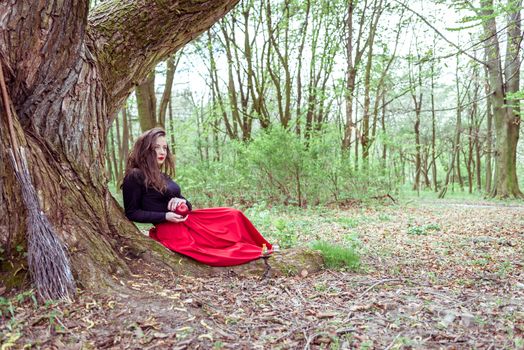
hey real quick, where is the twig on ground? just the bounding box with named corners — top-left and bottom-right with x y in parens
top-left (303, 332), bottom-right (332, 350)
top-left (384, 332), bottom-right (403, 350)
top-left (358, 278), bottom-right (400, 298)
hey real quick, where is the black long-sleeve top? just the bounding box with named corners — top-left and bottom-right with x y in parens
top-left (122, 168), bottom-right (192, 224)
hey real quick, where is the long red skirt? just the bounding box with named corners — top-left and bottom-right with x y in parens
top-left (148, 207), bottom-right (272, 267)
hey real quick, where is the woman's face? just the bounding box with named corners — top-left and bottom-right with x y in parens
top-left (153, 136), bottom-right (168, 166)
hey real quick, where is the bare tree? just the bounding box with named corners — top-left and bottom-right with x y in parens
top-left (342, 0), bottom-right (372, 153)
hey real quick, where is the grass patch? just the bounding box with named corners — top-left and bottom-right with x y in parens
top-left (407, 223), bottom-right (441, 235)
top-left (335, 217), bottom-right (360, 228)
top-left (311, 240), bottom-right (360, 270)
top-left (245, 206), bottom-right (326, 248)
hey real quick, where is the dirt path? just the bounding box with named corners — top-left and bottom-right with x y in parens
top-left (1, 200), bottom-right (523, 349)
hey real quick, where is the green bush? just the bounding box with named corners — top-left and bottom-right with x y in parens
top-left (272, 218), bottom-right (298, 249)
top-left (243, 126), bottom-right (308, 206)
top-left (177, 160), bottom-right (254, 207)
top-left (311, 240), bottom-right (360, 270)
top-left (172, 126), bottom-right (400, 208)
top-left (103, 125), bottom-right (402, 209)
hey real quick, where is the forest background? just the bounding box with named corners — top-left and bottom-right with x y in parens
top-left (104, 0), bottom-right (524, 207)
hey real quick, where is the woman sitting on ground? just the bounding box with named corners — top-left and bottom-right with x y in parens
top-left (122, 127), bottom-right (272, 266)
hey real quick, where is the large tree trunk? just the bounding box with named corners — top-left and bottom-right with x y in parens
top-left (481, 0), bottom-right (523, 198)
top-left (0, 0), bottom-right (262, 291)
top-left (491, 110), bottom-right (521, 197)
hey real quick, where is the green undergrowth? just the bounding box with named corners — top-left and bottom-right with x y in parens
top-left (0, 290), bottom-right (68, 348)
top-left (243, 204), bottom-right (369, 268)
top-left (0, 290), bottom-right (38, 319)
top-left (310, 240), bottom-right (360, 271)
top-left (399, 187), bottom-right (524, 206)
top-left (407, 223), bottom-right (441, 236)
top-left (0, 290), bottom-right (51, 347)
top-left (245, 204), bottom-right (332, 248)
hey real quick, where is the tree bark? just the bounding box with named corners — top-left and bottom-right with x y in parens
top-left (121, 106), bottom-right (130, 182)
top-left (454, 55), bottom-right (464, 191)
top-left (439, 92), bottom-right (463, 198)
top-left (474, 119), bottom-right (482, 191)
top-left (221, 20), bottom-right (245, 138)
top-left (381, 92), bottom-right (387, 167)
top-left (243, 1), bottom-right (270, 132)
top-left (294, 0), bottom-right (311, 136)
top-left (361, 0), bottom-right (383, 164)
top-left (484, 63), bottom-right (493, 193)
top-left (114, 110), bottom-right (123, 182)
top-left (467, 111), bottom-right (474, 194)
top-left (136, 70), bottom-right (158, 131)
top-left (206, 31), bottom-right (237, 139)
top-left (480, 0), bottom-right (523, 198)
top-left (409, 52), bottom-right (423, 192)
top-left (0, 0), bottom-right (248, 291)
top-left (158, 56), bottom-right (178, 128)
top-left (265, 0), bottom-right (292, 129)
top-left (468, 61), bottom-right (480, 193)
top-left (430, 51), bottom-right (438, 192)
top-left (109, 126), bottom-right (120, 184)
top-left (342, 0), bottom-right (369, 153)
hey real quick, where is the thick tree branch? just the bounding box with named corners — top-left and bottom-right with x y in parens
top-left (87, 0), bottom-right (240, 116)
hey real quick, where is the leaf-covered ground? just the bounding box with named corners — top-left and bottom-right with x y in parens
top-left (2, 199), bottom-right (524, 349)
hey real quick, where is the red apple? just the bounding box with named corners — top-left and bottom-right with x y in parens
top-left (174, 202), bottom-right (189, 216)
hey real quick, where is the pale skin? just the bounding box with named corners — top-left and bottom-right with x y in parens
top-left (154, 135), bottom-right (187, 224)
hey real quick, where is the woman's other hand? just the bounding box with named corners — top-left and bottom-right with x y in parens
top-left (167, 197), bottom-right (187, 212)
top-left (165, 212), bottom-right (187, 223)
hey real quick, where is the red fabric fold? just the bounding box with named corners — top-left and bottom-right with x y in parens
top-left (149, 207), bottom-right (272, 266)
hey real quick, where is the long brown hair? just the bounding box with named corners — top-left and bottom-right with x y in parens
top-left (124, 127), bottom-right (175, 192)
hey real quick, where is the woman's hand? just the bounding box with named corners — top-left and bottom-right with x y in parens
top-left (167, 197), bottom-right (187, 212)
top-left (165, 211), bottom-right (187, 223)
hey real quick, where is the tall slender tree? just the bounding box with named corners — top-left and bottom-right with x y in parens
top-left (342, 0), bottom-right (372, 153)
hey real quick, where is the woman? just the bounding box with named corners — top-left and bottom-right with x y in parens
top-left (122, 127), bottom-right (272, 266)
